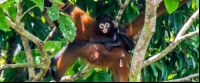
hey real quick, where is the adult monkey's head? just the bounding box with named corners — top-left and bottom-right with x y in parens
top-left (95, 14), bottom-right (115, 36)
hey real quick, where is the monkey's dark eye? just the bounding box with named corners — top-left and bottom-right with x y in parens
top-left (99, 24), bottom-right (105, 29)
top-left (105, 23), bottom-right (110, 28)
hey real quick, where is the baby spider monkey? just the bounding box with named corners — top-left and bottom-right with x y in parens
top-left (90, 14), bottom-right (135, 51)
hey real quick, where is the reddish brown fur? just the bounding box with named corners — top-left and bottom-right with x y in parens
top-left (57, 2), bottom-right (110, 41)
top-left (55, 42), bottom-right (131, 82)
top-left (125, 0), bottom-right (191, 37)
top-left (44, 0), bottom-right (191, 82)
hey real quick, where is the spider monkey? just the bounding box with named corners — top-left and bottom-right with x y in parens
top-left (90, 14), bottom-right (134, 51)
top-left (50, 41), bottom-right (131, 82)
top-left (43, 0), bottom-right (132, 82)
top-left (43, 0), bottom-right (191, 82)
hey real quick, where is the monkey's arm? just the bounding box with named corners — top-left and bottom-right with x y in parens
top-left (105, 41), bottom-right (121, 49)
top-left (89, 37), bottom-right (115, 43)
top-left (118, 32), bottom-right (135, 51)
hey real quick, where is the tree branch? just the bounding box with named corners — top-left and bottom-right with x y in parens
top-left (60, 64), bottom-right (90, 82)
top-left (17, 1), bottom-right (35, 81)
top-left (6, 16), bottom-right (50, 66)
top-left (44, 27), bottom-right (57, 42)
top-left (5, 4), bottom-right (51, 81)
top-left (0, 63), bottom-right (45, 70)
top-left (3, 8), bottom-right (11, 18)
top-left (20, 5), bottom-right (37, 20)
top-left (21, 35), bottom-right (36, 81)
top-left (115, 0), bottom-right (130, 22)
top-left (175, 9), bottom-right (199, 41)
top-left (129, 0), bottom-right (161, 82)
top-left (142, 9), bottom-right (199, 68)
top-left (163, 73), bottom-right (199, 82)
top-left (50, 64), bottom-right (90, 82)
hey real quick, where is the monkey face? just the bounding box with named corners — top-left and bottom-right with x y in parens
top-left (95, 14), bottom-right (115, 35)
top-left (99, 23), bottom-right (110, 34)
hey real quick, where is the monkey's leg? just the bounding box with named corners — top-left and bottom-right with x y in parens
top-left (109, 51), bottom-right (130, 82)
top-left (53, 49), bottom-right (79, 81)
top-left (110, 65), bottom-right (130, 82)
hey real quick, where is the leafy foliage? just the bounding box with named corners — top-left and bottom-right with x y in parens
top-left (0, 0), bottom-right (199, 82)
top-left (58, 13), bottom-right (77, 42)
top-left (0, 8), bottom-right (9, 31)
top-left (143, 1), bottom-right (199, 81)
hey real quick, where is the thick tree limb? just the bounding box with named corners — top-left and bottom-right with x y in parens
top-left (0, 63), bottom-right (45, 70)
top-left (142, 9), bottom-right (199, 68)
top-left (163, 73), bottom-right (199, 82)
top-left (5, 4), bottom-right (51, 82)
top-left (21, 36), bottom-right (35, 81)
top-left (129, 0), bottom-right (162, 82)
top-left (6, 16), bottom-right (50, 70)
top-left (17, 1), bottom-right (35, 81)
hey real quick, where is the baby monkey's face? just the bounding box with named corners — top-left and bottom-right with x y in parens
top-left (99, 22), bottom-right (111, 34)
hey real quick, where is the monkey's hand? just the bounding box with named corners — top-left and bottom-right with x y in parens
top-left (105, 43), bottom-right (112, 49)
top-left (89, 38), bottom-right (96, 42)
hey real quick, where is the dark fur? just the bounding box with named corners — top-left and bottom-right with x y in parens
top-left (90, 14), bottom-right (135, 51)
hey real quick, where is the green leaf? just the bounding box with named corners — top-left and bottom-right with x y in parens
top-left (150, 64), bottom-right (158, 78)
top-left (195, 0), bottom-right (199, 8)
top-left (164, 0), bottom-right (179, 14)
top-left (4, 1), bottom-right (10, 10)
top-left (97, 71), bottom-right (112, 82)
top-left (181, 68), bottom-right (189, 76)
top-left (7, 7), bottom-right (17, 20)
top-left (0, 8), bottom-right (10, 32)
top-left (15, 0), bottom-right (20, 4)
top-left (31, 0), bottom-right (44, 11)
top-left (45, 41), bottom-right (62, 52)
top-left (143, 67), bottom-right (151, 82)
top-left (47, 5), bottom-right (60, 21)
top-left (58, 13), bottom-right (77, 42)
top-left (152, 61), bottom-right (164, 70)
top-left (51, 0), bottom-right (63, 6)
top-left (13, 49), bottom-right (41, 63)
top-left (12, 51), bottom-right (27, 63)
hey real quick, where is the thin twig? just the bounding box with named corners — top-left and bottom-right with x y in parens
top-left (175, 9), bottom-right (199, 42)
top-left (61, 3), bottom-right (72, 12)
top-left (3, 9), bottom-right (11, 18)
top-left (163, 73), bottom-right (199, 82)
top-left (20, 5), bottom-right (37, 20)
top-left (115, 0), bottom-right (130, 23)
top-left (44, 27), bottom-right (57, 42)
